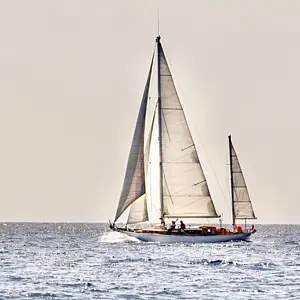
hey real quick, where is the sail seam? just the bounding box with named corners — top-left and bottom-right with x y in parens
top-left (163, 169), bottom-right (174, 206)
top-left (161, 108), bottom-right (182, 110)
top-left (182, 144), bottom-right (194, 151)
top-left (164, 195), bottom-right (209, 197)
top-left (161, 110), bottom-right (171, 143)
top-left (162, 162), bottom-right (200, 164)
top-left (169, 199), bottom-right (205, 213)
top-left (234, 200), bottom-right (252, 202)
top-left (165, 215), bottom-right (220, 218)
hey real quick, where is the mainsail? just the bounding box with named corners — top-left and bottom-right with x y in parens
top-left (114, 54), bottom-right (154, 223)
top-left (156, 37), bottom-right (219, 219)
top-left (229, 135), bottom-right (256, 223)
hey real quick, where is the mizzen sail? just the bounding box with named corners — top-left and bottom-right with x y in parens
top-left (157, 39), bottom-right (219, 219)
top-left (229, 135), bottom-right (256, 221)
top-left (114, 55), bottom-right (154, 223)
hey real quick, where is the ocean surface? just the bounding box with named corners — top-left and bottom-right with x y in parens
top-left (0, 223), bottom-right (299, 299)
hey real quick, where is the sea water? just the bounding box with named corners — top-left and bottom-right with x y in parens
top-left (0, 223), bottom-right (299, 299)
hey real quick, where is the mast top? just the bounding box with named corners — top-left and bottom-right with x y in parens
top-left (156, 35), bottom-right (161, 43)
top-left (157, 8), bottom-right (160, 38)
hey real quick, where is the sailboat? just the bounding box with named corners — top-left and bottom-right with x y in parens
top-left (109, 36), bottom-right (257, 243)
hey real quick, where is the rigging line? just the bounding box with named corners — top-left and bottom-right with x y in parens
top-left (149, 161), bottom-right (152, 220)
top-left (148, 200), bottom-right (161, 225)
top-left (169, 165), bottom-right (196, 180)
top-left (171, 199), bottom-right (202, 213)
top-left (195, 127), bottom-right (232, 213)
top-left (169, 177), bottom-right (206, 198)
top-left (169, 199), bottom-right (219, 219)
top-left (149, 201), bottom-right (160, 214)
top-left (163, 168), bottom-right (174, 205)
top-left (161, 109), bottom-right (171, 142)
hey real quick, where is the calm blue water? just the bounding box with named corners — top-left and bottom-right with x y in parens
top-left (0, 223), bottom-right (299, 299)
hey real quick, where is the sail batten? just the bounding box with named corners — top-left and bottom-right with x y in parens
top-left (157, 39), bottom-right (219, 219)
top-left (165, 215), bottom-right (220, 219)
top-left (229, 136), bottom-right (256, 221)
top-left (114, 54), bottom-right (154, 223)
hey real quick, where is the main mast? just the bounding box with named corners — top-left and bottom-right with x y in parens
top-left (156, 35), bottom-right (164, 221)
top-left (228, 135), bottom-right (235, 228)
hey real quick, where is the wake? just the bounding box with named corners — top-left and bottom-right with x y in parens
top-left (99, 231), bottom-right (140, 243)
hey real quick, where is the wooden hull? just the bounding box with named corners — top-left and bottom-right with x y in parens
top-left (112, 228), bottom-right (252, 243)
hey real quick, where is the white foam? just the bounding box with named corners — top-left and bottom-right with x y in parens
top-left (99, 231), bottom-right (140, 243)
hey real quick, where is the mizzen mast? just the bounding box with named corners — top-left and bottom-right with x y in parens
top-left (228, 135), bottom-right (236, 228)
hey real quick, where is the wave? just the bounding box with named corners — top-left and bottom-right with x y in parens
top-left (284, 240), bottom-right (300, 246)
top-left (105, 257), bottom-right (151, 264)
top-left (99, 231), bottom-right (140, 243)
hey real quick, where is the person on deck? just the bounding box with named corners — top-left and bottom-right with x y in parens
top-left (160, 218), bottom-right (166, 230)
top-left (167, 221), bottom-right (176, 234)
top-left (180, 220), bottom-right (186, 230)
top-left (170, 221), bottom-right (176, 230)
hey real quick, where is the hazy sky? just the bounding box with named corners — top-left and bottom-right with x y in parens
top-left (0, 1), bottom-right (299, 223)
